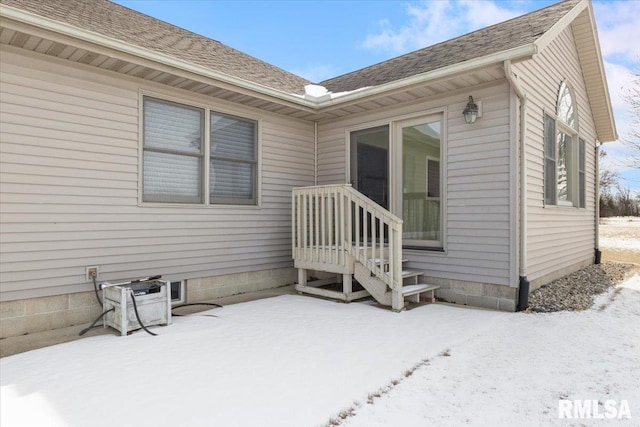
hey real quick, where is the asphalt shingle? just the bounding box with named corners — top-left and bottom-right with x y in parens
top-left (320, 0), bottom-right (579, 92)
top-left (1, 0), bottom-right (312, 94)
top-left (1, 0), bottom-right (579, 95)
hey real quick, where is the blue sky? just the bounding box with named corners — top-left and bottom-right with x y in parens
top-left (114, 0), bottom-right (639, 193)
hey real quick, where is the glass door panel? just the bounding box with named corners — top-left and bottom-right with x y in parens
top-left (350, 126), bottom-right (389, 245)
top-left (350, 125), bottom-right (389, 209)
top-left (401, 120), bottom-right (442, 246)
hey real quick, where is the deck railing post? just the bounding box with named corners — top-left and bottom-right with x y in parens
top-left (391, 224), bottom-right (403, 311)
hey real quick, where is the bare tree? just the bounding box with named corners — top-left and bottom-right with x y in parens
top-left (598, 151), bottom-right (639, 216)
top-left (600, 168), bottom-right (619, 193)
top-left (598, 150), bottom-right (620, 194)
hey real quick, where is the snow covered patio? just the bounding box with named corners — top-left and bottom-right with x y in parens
top-left (2, 271), bottom-right (639, 426)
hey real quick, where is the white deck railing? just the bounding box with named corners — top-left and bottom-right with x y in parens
top-left (292, 184), bottom-right (403, 296)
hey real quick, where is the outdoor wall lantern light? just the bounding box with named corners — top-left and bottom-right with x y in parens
top-left (463, 96), bottom-right (479, 124)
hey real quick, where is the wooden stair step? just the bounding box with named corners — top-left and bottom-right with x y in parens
top-left (402, 284), bottom-right (440, 297)
top-left (369, 258), bottom-right (408, 265)
top-left (386, 268), bottom-right (424, 279)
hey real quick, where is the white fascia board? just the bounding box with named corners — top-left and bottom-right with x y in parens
top-left (535, 0), bottom-right (587, 52)
top-left (0, 4), bottom-right (318, 110)
top-left (583, 1), bottom-right (617, 141)
top-left (1, 4), bottom-right (541, 114)
top-left (316, 44), bottom-right (538, 109)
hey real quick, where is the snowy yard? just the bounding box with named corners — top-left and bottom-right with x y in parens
top-left (1, 219), bottom-right (639, 426)
top-left (600, 216), bottom-right (640, 264)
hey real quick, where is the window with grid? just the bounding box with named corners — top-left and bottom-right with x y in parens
top-left (544, 82), bottom-right (584, 207)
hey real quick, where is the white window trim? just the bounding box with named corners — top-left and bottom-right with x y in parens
top-left (138, 90), bottom-right (262, 208)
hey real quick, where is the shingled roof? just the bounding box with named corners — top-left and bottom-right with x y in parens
top-left (1, 0), bottom-right (580, 96)
top-left (320, 0), bottom-right (579, 92)
top-left (0, 0), bottom-right (312, 94)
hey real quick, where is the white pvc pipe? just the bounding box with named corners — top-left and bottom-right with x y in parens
top-left (595, 141), bottom-right (600, 250)
top-left (504, 60), bottom-right (528, 277)
top-left (314, 122), bottom-right (318, 186)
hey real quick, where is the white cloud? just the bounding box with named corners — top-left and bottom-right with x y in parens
top-left (598, 63), bottom-right (637, 188)
top-left (289, 64), bottom-right (336, 83)
top-left (593, 1), bottom-right (639, 189)
top-left (593, 0), bottom-right (640, 61)
top-left (603, 60), bottom-right (634, 130)
top-left (362, 0), bottom-right (524, 54)
top-left (459, 0), bottom-right (523, 29)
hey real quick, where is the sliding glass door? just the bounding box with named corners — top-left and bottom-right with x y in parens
top-left (349, 114), bottom-right (443, 248)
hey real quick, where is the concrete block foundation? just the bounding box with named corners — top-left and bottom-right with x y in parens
top-left (0, 267), bottom-right (296, 339)
top-left (426, 277), bottom-right (518, 312)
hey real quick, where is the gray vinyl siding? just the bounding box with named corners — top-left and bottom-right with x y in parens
top-left (514, 25), bottom-right (598, 283)
top-left (0, 46), bottom-right (314, 301)
top-left (317, 82), bottom-right (515, 286)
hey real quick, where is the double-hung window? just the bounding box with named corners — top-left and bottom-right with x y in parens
top-left (143, 98), bottom-right (204, 203)
top-left (210, 113), bottom-right (257, 205)
top-left (142, 96), bottom-right (257, 205)
top-left (544, 81), bottom-right (585, 207)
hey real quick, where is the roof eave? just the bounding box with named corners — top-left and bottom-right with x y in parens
top-left (0, 3), bottom-right (538, 112)
top-left (1, 0), bottom-right (619, 137)
top-left (317, 43), bottom-right (539, 109)
top-left (0, 3), bottom-right (318, 110)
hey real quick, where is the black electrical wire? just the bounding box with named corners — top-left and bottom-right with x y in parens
top-left (92, 275), bottom-right (102, 306)
top-left (172, 302), bottom-right (222, 309)
top-left (79, 308), bottom-right (114, 336)
top-left (129, 290), bottom-right (157, 336)
top-left (171, 302), bottom-right (222, 317)
top-left (172, 313), bottom-right (218, 317)
top-left (79, 275), bottom-right (111, 336)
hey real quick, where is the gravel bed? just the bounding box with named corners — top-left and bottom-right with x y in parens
top-left (525, 261), bottom-right (635, 313)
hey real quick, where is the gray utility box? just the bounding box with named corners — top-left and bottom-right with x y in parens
top-left (102, 280), bottom-right (171, 336)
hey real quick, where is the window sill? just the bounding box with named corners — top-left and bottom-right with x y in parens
top-left (138, 202), bottom-right (262, 210)
top-left (543, 203), bottom-right (579, 210)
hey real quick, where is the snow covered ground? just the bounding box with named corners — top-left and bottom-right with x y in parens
top-left (341, 274), bottom-right (640, 427)
top-left (2, 274), bottom-right (639, 426)
top-left (1, 219), bottom-right (638, 426)
top-left (599, 216), bottom-right (640, 263)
